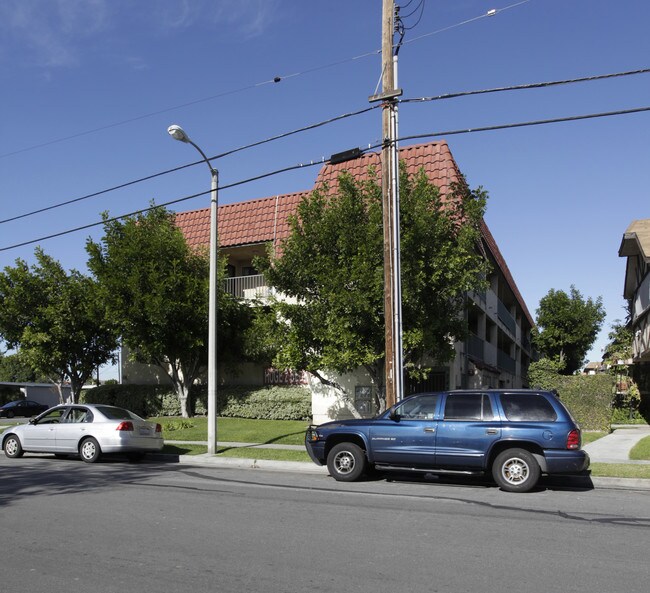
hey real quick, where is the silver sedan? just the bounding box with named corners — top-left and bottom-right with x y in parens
top-left (2, 404), bottom-right (164, 463)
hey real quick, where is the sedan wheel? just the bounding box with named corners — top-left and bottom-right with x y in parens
top-left (4, 435), bottom-right (24, 458)
top-left (79, 437), bottom-right (101, 463)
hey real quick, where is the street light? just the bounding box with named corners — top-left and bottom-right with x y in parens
top-left (168, 124), bottom-right (218, 455)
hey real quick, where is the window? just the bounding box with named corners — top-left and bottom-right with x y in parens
top-left (67, 408), bottom-right (93, 423)
top-left (354, 386), bottom-right (373, 416)
top-left (500, 393), bottom-right (557, 422)
top-left (95, 406), bottom-right (136, 420)
top-left (444, 393), bottom-right (494, 421)
top-left (37, 408), bottom-right (67, 424)
top-left (394, 395), bottom-right (439, 420)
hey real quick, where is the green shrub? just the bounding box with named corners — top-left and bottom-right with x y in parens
top-left (81, 384), bottom-right (312, 421)
top-left (528, 372), bottom-right (614, 431)
top-left (162, 419), bottom-right (196, 432)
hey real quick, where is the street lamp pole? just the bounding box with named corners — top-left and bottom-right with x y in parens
top-left (168, 124), bottom-right (218, 455)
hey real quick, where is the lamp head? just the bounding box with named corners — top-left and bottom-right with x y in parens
top-left (168, 124), bottom-right (190, 143)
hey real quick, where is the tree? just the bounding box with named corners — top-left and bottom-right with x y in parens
top-left (87, 205), bottom-right (252, 417)
top-left (0, 249), bottom-right (118, 402)
top-left (0, 350), bottom-right (49, 383)
top-left (533, 285), bottom-right (606, 375)
top-left (253, 167), bottom-right (489, 415)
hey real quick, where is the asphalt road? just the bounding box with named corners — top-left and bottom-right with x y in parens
top-left (1, 455), bottom-right (649, 593)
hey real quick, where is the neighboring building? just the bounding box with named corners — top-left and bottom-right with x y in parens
top-left (124, 141), bottom-right (534, 423)
top-left (618, 219), bottom-right (650, 401)
top-left (0, 382), bottom-right (71, 407)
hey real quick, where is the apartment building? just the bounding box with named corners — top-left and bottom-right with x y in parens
top-left (124, 141), bottom-right (534, 422)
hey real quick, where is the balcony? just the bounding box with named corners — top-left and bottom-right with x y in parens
top-left (223, 274), bottom-right (270, 299)
top-left (497, 299), bottom-right (516, 335)
top-left (467, 333), bottom-right (484, 361)
top-left (497, 349), bottom-right (516, 374)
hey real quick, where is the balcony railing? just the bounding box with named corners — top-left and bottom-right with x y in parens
top-left (497, 299), bottom-right (516, 335)
top-left (497, 349), bottom-right (516, 374)
top-left (223, 274), bottom-right (270, 299)
top-left (467, 333), bottom-right (484, 361)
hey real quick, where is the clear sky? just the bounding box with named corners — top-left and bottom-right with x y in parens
top-left (1, 0), bottom-right (648, 372)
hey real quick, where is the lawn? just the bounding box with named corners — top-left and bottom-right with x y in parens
top-left (630, 435), bottom-right (650, 461)
top-left (582, 431), bottom-right (608, 445)
top-left (153, 416), bottom-right (309, 446)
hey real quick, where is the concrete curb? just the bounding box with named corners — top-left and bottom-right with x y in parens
top-left (152, 453), bottom-right (650, 490)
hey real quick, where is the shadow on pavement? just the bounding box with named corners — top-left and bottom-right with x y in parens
top-left (379, 470), bottom-right (594, 492)
top-left (0, 454), bottom-right (184, 508)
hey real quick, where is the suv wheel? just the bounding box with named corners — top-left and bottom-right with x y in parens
top-left (492, 448), bottom-right (540, 493)
top-left (327, 442), bottom-right (367, 482)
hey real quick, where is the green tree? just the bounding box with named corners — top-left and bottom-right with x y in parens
top-left (253, 167), bottom-right (489, 415)
top-left (603, 318), bottom-right (633, 363)
top-left (0, 350), bottom-right (49, 383)
top-left (533, 285), bottom-right (606, 375)
top-left (87, 206), bottom-right (252, 417)
top-left (0, 249), bottom-right (118, 402)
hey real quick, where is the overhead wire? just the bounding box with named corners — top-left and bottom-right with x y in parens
top-left (0, 1), bottom-right (530, 161)
top-left (2, 103), bottom-right (648, 253)
top-left (3, 65), bottom-right (647, 227)
top-left (400, 68), bottom-right (650, 103)
top-left (0, 105), bottom-right (380, 225)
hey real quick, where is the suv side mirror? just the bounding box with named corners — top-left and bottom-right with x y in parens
top-left (389, 410), bottom-right (401, 422)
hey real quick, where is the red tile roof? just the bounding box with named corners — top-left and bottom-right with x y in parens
top-left (174, 191), bottom-right (309, 250)
top-left (174, 141), bottom-right (533, 326)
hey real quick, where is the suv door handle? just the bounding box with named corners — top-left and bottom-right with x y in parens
top-left (486, 428), bottom-right (498, 435)
top-left (424, 427), bottom-right (436, 433)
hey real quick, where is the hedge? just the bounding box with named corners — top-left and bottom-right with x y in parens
top-left (528, 372), bottom-right (614, 431)
top-left (81, 384), bottom-right (312, 421)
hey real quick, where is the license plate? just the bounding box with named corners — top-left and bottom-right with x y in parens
top-left (139, 427), bottom-right (151, 435)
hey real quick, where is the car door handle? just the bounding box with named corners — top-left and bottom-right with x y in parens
top-left (424, 427), bottom-right (436, 433)
top-left (486, 428), bottom-right (498, 435)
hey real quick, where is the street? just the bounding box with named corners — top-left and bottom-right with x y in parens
top-left (1, 455), bottom-right (649, 593)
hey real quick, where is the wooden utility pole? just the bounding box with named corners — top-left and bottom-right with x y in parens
top-left (372, 0), bottom-right (403, 409)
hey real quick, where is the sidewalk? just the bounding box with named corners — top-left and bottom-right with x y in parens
top-left (582, 425), bottom-right (650, 464)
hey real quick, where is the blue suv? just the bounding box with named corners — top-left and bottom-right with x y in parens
top-left (305, 389), bottom-right (589, 492)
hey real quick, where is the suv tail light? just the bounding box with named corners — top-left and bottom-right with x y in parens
top-left (155, 423), bottom-right (162, 433)
top-left (566, 429), bottom-right (580, 450)
top-left (116, 421), bottom-right (134, 432)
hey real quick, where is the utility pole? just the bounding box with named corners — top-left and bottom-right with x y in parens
top-left (371, 0), bottom-right (403, 409)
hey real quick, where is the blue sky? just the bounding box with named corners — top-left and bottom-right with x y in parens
top-left (1, 0), bottom-right (648, 373)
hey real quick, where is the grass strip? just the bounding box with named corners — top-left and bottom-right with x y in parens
top-left (589, 463), bottom-right (650, 479)
top-left (629, 435), bottom-right (650, 461)
top-left (153, 416), bottom-right (308, 445)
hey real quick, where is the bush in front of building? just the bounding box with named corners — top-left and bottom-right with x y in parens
top-left (81, 384), bottom-right (311, 421)
top-left (528, 362), bottom-right (613, 431)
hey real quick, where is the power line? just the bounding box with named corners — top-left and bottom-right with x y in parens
top-left (400, 68), bottom-right (650, 103)
top-left (0, 1), bottom-right (530, 161)
top-left (0, 161), bottom-right (324, 253)
top-left (4, 64), bottom-right (645, 227)
top-left (398, 106), bottom-right (650, 143)
top-left (2, 103), bottom-right (648, 254)
top-left (0, 105), bottom-right (379, 226)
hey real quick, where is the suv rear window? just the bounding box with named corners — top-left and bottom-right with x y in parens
top-left (499, 393), bottom-right (557, 422)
